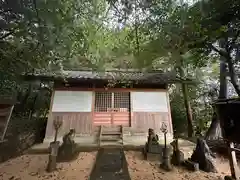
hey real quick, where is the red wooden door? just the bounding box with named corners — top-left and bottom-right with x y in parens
top-left (93, 91), bottom-right (130, 126)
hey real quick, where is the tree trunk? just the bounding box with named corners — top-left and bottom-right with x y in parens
top-left (178, 57), bottom-right (193, 137)
top-left (205, 39), bottom-right (227, 140)
top-left (182, 83), bottom-right (194, 137)
top-left (218, 46), bottom-right (228, 99)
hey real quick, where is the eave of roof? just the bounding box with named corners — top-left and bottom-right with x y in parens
top-left (22, 70), bottom-right (198, 85)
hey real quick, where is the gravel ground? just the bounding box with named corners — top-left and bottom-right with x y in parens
top-left (125, 151), bottom-right (231, 180)
top-left (0, 152), bottom-right (97, 180)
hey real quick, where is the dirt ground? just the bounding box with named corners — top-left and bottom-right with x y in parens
top-left (0, 150), bottom-right (233, 180)
top-left (0, 152), bottom-right (97, 180)
top-left (125, 151), bottom-right (230, 180)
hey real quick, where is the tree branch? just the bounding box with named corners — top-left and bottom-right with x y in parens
top-left (96, 4), bottom-right (112, 32)
top-left (109, 1), bottom-right (124, 17)
top-left (228, 29), bottom-right (240, 52)
top-left (209, 42), bottom-right (240, 96)
top-left (208, 43), bottom-right (230, 59)
top-left (0, 31), bottom-right (15, 40)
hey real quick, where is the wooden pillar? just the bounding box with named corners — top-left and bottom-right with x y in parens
top-left (166, 91), bottom-right (173, 134)
top-left (227, 142), bottom-right (239, 179)
top-left (91, 91), bottom-right (95, 132)
top-left (111, 92), bottom-right (114, 125)
top-left (45, 90), bottom-right (55, 138)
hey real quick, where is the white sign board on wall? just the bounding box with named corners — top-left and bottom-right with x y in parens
top-left (52, 91), bottom-right (92, 112)
top-left (131, 92), bottom-right (168, 112)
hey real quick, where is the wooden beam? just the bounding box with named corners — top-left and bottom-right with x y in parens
top-left (230, 147), bottom-right (240, 152)
top-left (54, 87), bottom-right (168, 92)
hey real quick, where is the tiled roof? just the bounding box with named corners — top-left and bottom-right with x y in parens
top-left (24, 70), bottom-right (195, 84)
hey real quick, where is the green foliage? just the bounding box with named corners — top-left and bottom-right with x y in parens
top-left (170, 91), bottom-right (188, 135)
top-left (1, 0), bottom-right (240, 136)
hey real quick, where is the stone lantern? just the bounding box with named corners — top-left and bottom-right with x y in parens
top-left (46, 116), bottom-right (63, 172)
top-left (160, 122), bottom-right (172, 171)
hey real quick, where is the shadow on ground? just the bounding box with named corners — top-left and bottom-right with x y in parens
top-left (56, 151), bottom-right (81, 163)
top-left (89, 148), bottom-right (131, 180)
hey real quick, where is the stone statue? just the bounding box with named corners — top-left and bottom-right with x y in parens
top-left (148, 128), bottom-right (159, 144)
top-left (57, 129), bottom-right (78, 161)
top-left (143, 128), bottom-right (161, 159)
top-left (145, 128), bottom-right (159, 152)
top-left (63, 129), bottom-right (76, 146)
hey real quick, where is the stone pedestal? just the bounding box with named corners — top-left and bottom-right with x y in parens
top-left (46, 141), bottom-right (60, 172)
top-left (191, 138), bottom-right (217, 173)
top-left (160, 146), bottom-right (172, 171)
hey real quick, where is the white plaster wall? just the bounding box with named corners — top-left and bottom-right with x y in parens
top-left (131, 92), bottom-right (168, 112)
top-left (52, 91), bottom-right (92, 112)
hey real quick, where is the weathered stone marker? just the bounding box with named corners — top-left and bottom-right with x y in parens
top-left (160, 122), bottom-right (172, 171)
top-left (46, 116), bottom-right (62, 172)
top-left (191, 138), bottom-right (217, 173)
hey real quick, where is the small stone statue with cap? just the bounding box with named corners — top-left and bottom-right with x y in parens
top-left (58, 128), bottom-right (78, 161)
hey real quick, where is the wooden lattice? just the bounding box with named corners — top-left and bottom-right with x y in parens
top-left (94, 92), bottom-right (130, 112)
top-left (95, 92), bottom-right (112, 112)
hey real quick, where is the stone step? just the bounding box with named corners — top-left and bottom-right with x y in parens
top-left (100, 141), bottom-right (123, 147)
top-left (101, 131), bottom-right (122, 135)
top-left (101, 136), bottom-right (122, 141)
top-left (101, 126), bottom-right (121, 132)
top-left (101, 133), bottom-right (122, 137)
